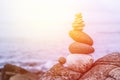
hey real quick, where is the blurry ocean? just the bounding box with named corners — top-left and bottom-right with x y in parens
top-left (0, 32), bottom-right (70, 71)
top-left (0, 24), bottom-right (120, 71)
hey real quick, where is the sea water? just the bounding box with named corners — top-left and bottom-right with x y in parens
top-left (0, 24), bottom-right (120, 71)
top-left (0, 35), bottom-right (70, 71)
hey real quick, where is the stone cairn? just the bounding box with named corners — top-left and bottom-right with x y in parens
top-left (65, 13), bottom-right (95, 73)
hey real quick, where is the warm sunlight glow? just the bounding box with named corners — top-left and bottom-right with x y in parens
top-left (10, 0), bottom-right (81, 39)
top-left (1, 0), bottom-right (97, 40)
top-left (1, 0), bottom-right (120, 39)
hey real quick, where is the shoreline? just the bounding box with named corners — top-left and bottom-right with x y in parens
top-left (0, 52), bottom-right (120, 80)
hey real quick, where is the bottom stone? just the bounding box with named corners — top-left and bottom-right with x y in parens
top-left (66, 54), bottom-right (94, 73)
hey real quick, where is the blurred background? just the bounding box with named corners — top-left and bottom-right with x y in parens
top-left (0, 0), bottom-right (120, 71)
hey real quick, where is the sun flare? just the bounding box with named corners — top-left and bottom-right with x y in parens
top-left (10, 0), bottom-right (80, 39)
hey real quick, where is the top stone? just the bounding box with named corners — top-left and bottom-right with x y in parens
top-left (72, 13), bottom-right (85, 31)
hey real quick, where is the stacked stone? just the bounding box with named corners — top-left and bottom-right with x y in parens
top-left (66, 13), bottom-right (95, 73)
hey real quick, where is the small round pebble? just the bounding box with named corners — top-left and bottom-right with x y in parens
top-left (58, 57), bottom-right (66, 64)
